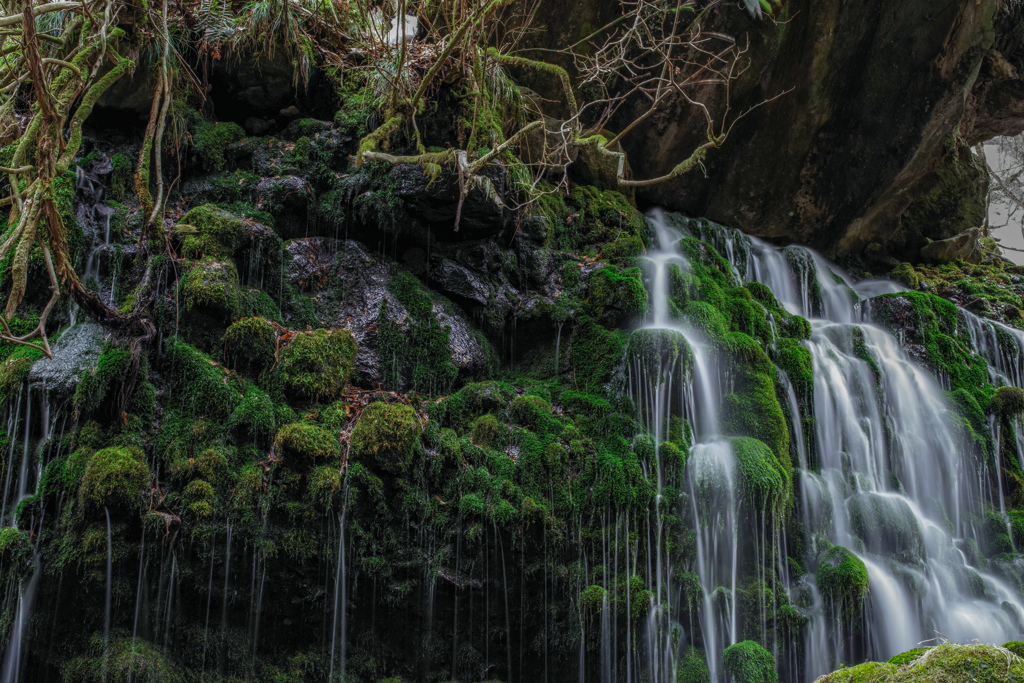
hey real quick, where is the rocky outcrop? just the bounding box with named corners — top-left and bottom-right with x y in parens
top-left (610, 0), bottom-right (1022, 264)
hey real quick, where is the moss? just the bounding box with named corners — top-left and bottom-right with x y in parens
top-left (626, 328), bottom-right (693, 377)
top-left (602, 235), bottom-right (645, 264)
top-left (472, 414), bottom-right (501, 448)
top-left (180, 259), bottom-right (242, 320)
top-left (0, 347), bottom-right (42, 404)
top-left (569, 317), bottom-right (628, 391)
top-left (379, 272), bottom-right (461, 394)
top-left (721, 367), bottom-right (790, 473)
top-left (677, 646), bottom-right (711, 683)
top-left (508, 395), bottom-right (558, 435)
top-left (731, 437), bottom-right (788, 514)
top-left (817, 643), bottom-right (1024, 682)
top-left (846, 493), bottom-right (924, 560)
top-left (61, 635), bottom-right (181, 683)
top-left (990, 386), bottom-right (1024, 419)
top-left (0, 527), bottom-right (30, 570)
top-left (78, 446), bottom-right (150, 511)
top-left (110, 152), bottom-right (133, 201)
top-left (192, 119), bottom-right (245, 171)
top-left (722, 640), bottom-right (777, 683)
top-left (775, 338), bottom-right (813, 398)
top-left (349, 402), bottom-right (421, 475)
top-left (1003, 641), bottom-right (1024, 658)
top-left (889, 648), bottom-right (929, 666)
top-left (277, 328), bottom-right (358, 402)
top-left (587, 265), bottom-right (648, 323)
top-left (182, 479), bottom-right (215, 517)
top-left (308, 465), bottom-right (343, 511)
top-left (276, 422), bottom-right (339, 460)
top-left (815, 545), bottom-right (869, 621)
top-left (73, 345), bottom-right (131, 417)
top-left (163, 338), bottom-right (243, 420)
top-left (229, 384), bottom-right (277, 442)
top-left (890, 262), bottom-right (922, 289)
top-left (579, 584), bottom-right (606, 616)
top-left (173, 204), bottom-right (246, 259)
top-left (223, 316), bottom-right (277, 376)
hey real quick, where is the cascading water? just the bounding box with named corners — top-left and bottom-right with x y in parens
top-left (633, 209), bottom-right (1024, 682)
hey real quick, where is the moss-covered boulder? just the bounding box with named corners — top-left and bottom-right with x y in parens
top-left (722, 640), bottom-right (777, 683)
top-left (625, 328), bottom-right (693, 378)
top-left (277, 328), bottom-right (358, 402)
top-left (164, 339), bottom-right (243, 420)
top-left (350, 402), bottom-right (421, 475)
top-left (731, 437), bottom-right (789, 514)
top-left (182, 479), bottom-right (216, 517)
top-left (276, 422), bottom-right (340, 461)
top-left (587, 265), bottom-right (648, 326)
top-left (815, 545), bottom-right (869, 621)
top-left (990, 386), bottom-right (1024, 419)
top-left (78, 446), bottom-right (150, 511)
top-left (846, 492), bottom-right (924, 560)
top-left (223, 317), bottom-right (277, 376)
top-left (677, 646), bottom-right (711, 683)
top-left (173, 204), bottom-right (246, 259)
top-left (180, 259), bottom-right (242, 320)
top-left (814, 643), bottom-right (1024, 682)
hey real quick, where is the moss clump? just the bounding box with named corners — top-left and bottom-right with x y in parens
top-left (890, 262), bottom-right (922, 290)
top-left (721, 366), bottom-right (790, 473)
top-left (731, 437), bottom-right (788, 514)
top-left (677, 646), bottom-right (711, 683)
top-left (816, 643), bottom-right (1024, 682)
top-left (990, 386), bottom-right (1024, 419)
top-left (815, 545), bottom-right (869, 621)
top-left (847, 493), bottom-right (924, 560)
top-left (603, 236), bottom-right (646, 264)
top-left (229, 384), bottom-right (277, 442)
top-left (180, 259), bottom-right (242, 319)
top-left (722, 640), bottom-right (777, 683)
top-left (182, 479), bottom-right (215, 517)
top-left (0, 348), bottom-right (42, 403)
top-left (472, 414), bottom-right (501, 448)
top-left (276, 422), bottom-right (339, 460)
top-left (1003, 641), bottom-right (1024, 658)
top-left (508, 395), bottom-right (557, 433)
top-left (775, 338), bottom-right (813, 398)
top-left (73, 345), bottom-right (131, 418)
top-left (78, 446), bottom-right (150, 511)
top-left (277, 328), bottom-right (357, 402)
top-left (223, 317), bottom-right (277, 376)
top-left (889, 648), bottom-right (929, 666)
top-left (349, 402), bottom-right (421, 475)
top-left (625, 328), bottom-right (693, 378)
top-left (587, 265), bottom-right (648, 323)
top-left (163, 338), bottom-right (243, 420)
top-left (192, 119), bottom-right (245, 171)
top-left (173, 204), bottom-right (246, 259)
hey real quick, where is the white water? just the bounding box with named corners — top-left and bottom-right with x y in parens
top-left (633, 210), bottom-right (1024, 682)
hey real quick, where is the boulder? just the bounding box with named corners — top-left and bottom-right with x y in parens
top-left (921, 227), bottom-right (985, 264)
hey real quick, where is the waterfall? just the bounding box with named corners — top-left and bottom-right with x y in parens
top-left (633, 210), bottom-right (1024, 682)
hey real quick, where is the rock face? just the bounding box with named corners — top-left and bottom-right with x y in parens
top-left (612, 0), bottom-right (1022, 264)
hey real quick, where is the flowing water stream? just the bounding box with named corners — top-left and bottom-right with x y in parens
top-left (636, 210), bottom-right (1024, 682)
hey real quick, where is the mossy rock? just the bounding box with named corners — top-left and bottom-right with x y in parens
top-left (1003, 641), bottom-right (1024, 658)
top-left (0, 527), bottom-right (31, 569)
top-left (731, 437), bottom-right (788, 514)
top-left (587, 265), bottom-right (648, 325)
top-left (164, 338), bottom-right (243, 419)
top-left (472, 414), bottom-right (501, 448)
top-left (276, 422), bottom-right (340, 460)
top-left (0, 347), bottom-right (43, 404)
top-left (721, 368), bottom-right (790, 472)
top-left (990, 386), bottom-right (1024, 419)
top-left (677, 646), bottom-right (710, 683)
top-left (815, 545), bottom-right (869, 621)
top-left (625, 328), bottom-right (693, 378)
top-left (173, 204), bottom-right (245, 258)
top-left (192, 119), bottom-right (246, 171)
top-left (229, 384), bottom-right (277, 442)
top-left (350, 402), bottom-right (421, 475)
top-left (846, 492), bottom-right (924, 560)
top-left (722, 640), bottom-right (777, 683)
top-left (182, 479), bottom-right (216, 517)
top-left (277, 328), bottom-right (357, 402)
top-left (78, 446), bottom-right (150, 511)
top-left (223, 317), bottom-right (277, 376)
top-left (508, 395), bottom-right (555, 432)
top-left (888, 648), bottom-right (929, 666)
top-left (180, 259), bottom-right (242, 320)
top-left (816, 643), bottom-right (1024, 682)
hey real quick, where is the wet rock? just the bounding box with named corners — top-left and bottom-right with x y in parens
top-left (244, 117), bottom-right (275, 136)
top-left (429, 258), bottom-right (492, 306)
top-left (284, 238), bottom-right (336, 291)
top-left (389, 163), bottom-right (513, 237)
top-left (28, 323), bottom-right (107, 399)
top-left (256, 176), bottom-right (313, 237)
top-left (282, 118), bottom-right (334, 140)
top-left (920, 227), bottom-right (984, 264)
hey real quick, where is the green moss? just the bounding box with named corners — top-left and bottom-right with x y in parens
top-left (173, 204), bottom-right (245, 259)
top-left (73, 345), bottom-right (131, 418)
top-left (276, 422), bottom-right (339, 460)
top-left (349, 402), bottom-right (421, 475)
top-left (277, 328), bottom-right (357, 402)
top-left (579, 584), bottom-right (606, 616)
top-left (889, 648), bottom-right (929, 666)
top-left (722, 640), bottom-right (777, 683)
top-left (890, 262), bottom-right (922, 290)
top-left (182, 479), bottom-right (215, 517)
top-left (587, 265), bottom-right (648, 322)
top-left (847, 492), bottom-right (924, 560)
top-left (192, 119), bottom-right (245, 171)
top-left (775, 338), bottom-right (813, 398)
top-left (78, 446), bottom-right (150, 511)
top-left (472, 414), bottom-right (501, 448)
top-left (308, 465), bottom-right (343, 511)
top-left (677, 646), bottom-right (710, 683)
top-left (0, 347), bottom-right (42, 404)
top-left (817, 643), bottom-right (1024, 682)
top-left (163, 338), bottom-right (243, 420)
top-left (62, 635), bottom-right (181, 683)
top-left (223, 316), bottom-right (277, 376)
top-left (603, 236), bottom-right (646, 264)
top-left (180, 259), bottom-right (242, 319)
top-left (721, 367), bottom-right (790, 473)
top-left (1003, 641), bottom-right (1024, 658)
top-left (731, 437), bottom-right (788, 514)
top-left (815, 545), bottom-right (869, 621)
top-left (229, 384), bottom-right (277, 441)
top-left (990, 386), bottom-right (1024, 419)
top-left (110, 152), bottom-right (133, 201)
top-left (814, 661), bottom-right (898, 683)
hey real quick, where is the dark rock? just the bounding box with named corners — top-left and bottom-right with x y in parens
top-left (284, 238), bottom-right (336, 291)
top-left (430, 258), bottom-right (492, 306)
top-left (390, 164), bottom-right (514, 238)
top-left (256, 176), bottom-right (313, 237)
top-left (210, 52), bottom-right (295, 117)
top-left (921, 227), bottom-right (985, 264)
top-left (614, 0), bottom-right (1014, 262)
top-left (244, 117), bottom-right (275, 136)
top-left (283, 118), bottom-right (334, 140)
